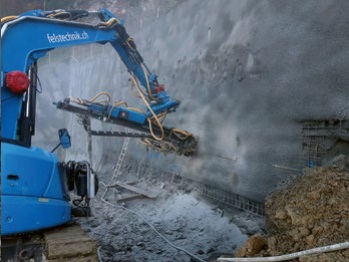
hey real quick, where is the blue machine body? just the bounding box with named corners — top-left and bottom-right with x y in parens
top-left (2, 143), bottom-right (70, 235)
top-left (1, 9), bottom-right (182, 235)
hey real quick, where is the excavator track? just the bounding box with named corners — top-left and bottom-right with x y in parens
top-left (1, 234), bottom-right (44, 262)
top-left (1, 223), bottom-right (98, 262)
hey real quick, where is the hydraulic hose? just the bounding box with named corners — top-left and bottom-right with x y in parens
top-left (1, 16), bottom-right (18, 23)
top-left (217, 241), bottom-right (349, 262)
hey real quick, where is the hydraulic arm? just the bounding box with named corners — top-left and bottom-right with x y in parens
top-left (1, 8), bottom-right (197, 156)
top-left (1, 8), bottom-right (197, 236)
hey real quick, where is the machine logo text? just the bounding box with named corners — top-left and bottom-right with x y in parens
top-left (46, 31), bottom-right (89, 43)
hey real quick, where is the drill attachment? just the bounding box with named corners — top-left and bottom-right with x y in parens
top-left (55, 98), bottom-right (198, 157)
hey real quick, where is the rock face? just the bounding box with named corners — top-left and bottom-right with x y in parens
top-left (235, 167), bottom-right (349, 261)
top-left (130, 0), bottom-right (349, 200)
top-left (31, 0), bottom-right (349, 202)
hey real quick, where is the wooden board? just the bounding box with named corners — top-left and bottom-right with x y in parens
top-left (117, 193), bottom-right (145, 203)
top-left (43, 224), bottom-right (98, 261)
top-left (108, 181), bottom-right (157, 199)
top-left (45, 254), bottom-right (99, 262)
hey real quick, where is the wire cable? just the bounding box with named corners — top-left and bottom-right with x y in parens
top-left (89, 92), bottom-right (112, 104)
top-left (100, 182), bottom-right (206, 262)
top-left (97, 246), bottom-right (103, 262)
top-left (217, 241), bottom-right (349, 261)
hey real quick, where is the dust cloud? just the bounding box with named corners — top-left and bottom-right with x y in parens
top-left (33, 0), bottom-right (349, 200)
top-left (131, 0), bottom-right (349, 199)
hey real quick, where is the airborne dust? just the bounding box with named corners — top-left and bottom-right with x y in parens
top-left (34, 0), bottom-right (349, 200)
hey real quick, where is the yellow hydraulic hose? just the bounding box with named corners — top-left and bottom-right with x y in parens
top-left (47, 12), bottom-right (69, 18)
top-left (89, 91), bottom-right (112, 104)
top-left (99, 17), bottom-right (121, 27)
top-left (140, 63), bottom-right (154, 100)
top-left (1, 16), bottom-right (18, 23)
top-left (130, 74), bottom-right (165, 141)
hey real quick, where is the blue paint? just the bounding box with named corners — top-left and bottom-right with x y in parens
top-left (1, 143), bottom-right (70, 235)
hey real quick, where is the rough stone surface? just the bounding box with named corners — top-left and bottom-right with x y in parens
top-left (234, 234), bottom-right (266, 257)
top-left (235, 167), bottom-right (349, 261)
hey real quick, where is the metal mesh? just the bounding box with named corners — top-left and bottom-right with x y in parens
top-left (301, 119), bottom-right (349, 168)
top-left (198, 183), bottom-right (265, 217)
top-left (130, 165), bottom-right (266, 216)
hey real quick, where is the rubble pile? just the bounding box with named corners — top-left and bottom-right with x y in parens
top-left (235, 167), bottom-right (349, 261)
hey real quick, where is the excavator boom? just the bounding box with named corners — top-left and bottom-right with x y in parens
top-left (1, 8), bottom-right (197, 237)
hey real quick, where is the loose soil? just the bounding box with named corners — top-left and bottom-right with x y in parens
top-left (235, 167), bottom-right (349, 261)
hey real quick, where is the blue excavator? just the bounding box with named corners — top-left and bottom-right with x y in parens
top-left (1, 8), bottom-right (197, 240)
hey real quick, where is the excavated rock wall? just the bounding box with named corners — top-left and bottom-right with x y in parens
top-left (120, 0), bottom-right (349, 200)
top-left (31, 0), bottom-right (349, 201)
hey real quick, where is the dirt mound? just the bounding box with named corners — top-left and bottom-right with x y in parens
top-left (235, 167), bottom-right (349, 261)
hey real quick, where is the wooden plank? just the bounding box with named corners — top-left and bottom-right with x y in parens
top-left (46, 253), bottom-right (99, 262)
top-left (45, 237), bottom-right (97, 259)
top-left (43, 224), bottom-right (98, 260)
top-left (117, 194), bottom-right (145, 203)
top-left (108, 181), bottom-right (157, 199)
top-left (44, 225), bottom-right (86, 241)
top-left (106, 180), bottom-right (138, 187)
